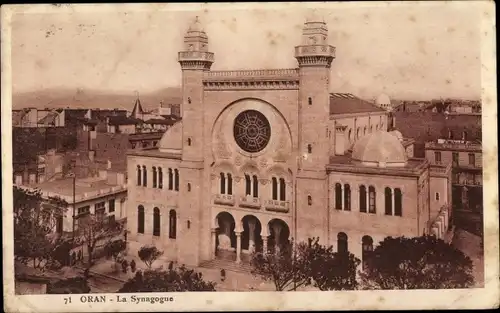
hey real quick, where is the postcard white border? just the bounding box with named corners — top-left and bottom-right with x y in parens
top-left (2, 2), bottom-right (498, 312)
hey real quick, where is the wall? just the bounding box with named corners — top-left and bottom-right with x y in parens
top-left (93, 132), bottom-right (130, 171)
top-left (327, 171), bottom-right (419, 257)
top-left (331, 113), bottom-right (389, 151)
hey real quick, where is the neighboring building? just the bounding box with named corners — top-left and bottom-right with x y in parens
top-left (19, 170), bottom-right (128, 236)
top-left (13, 108), bottom-right (65, 128)
top-left (425, 138), bottom-right (482, 212)
top-left (125, 17), bottom-right (452, 269)
top-left (374, 93), bottom-right (393, 112)
top-left (128, 132), bottom-right (164, 150)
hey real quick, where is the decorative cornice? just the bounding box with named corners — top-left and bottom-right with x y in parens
top-left (178, 51), bottom-right (214, 70)
top-left (294, 45), bottom-right (335, 68)
top-left (203, 80), bottom-right (299, 91)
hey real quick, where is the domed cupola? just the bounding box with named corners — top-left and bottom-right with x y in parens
top-left (351, 131), bottom-right (408, 167)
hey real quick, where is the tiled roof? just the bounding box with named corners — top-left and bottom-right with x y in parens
top-left (329, 93), bottom-right (386, 115)
top-left (38, 112), bottom-right (58, 125)
top-left (12, 110), bottom-right (27, 126)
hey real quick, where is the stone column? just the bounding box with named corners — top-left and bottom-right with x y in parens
top-left (235, 232), bottom-right (242, 263)
top-left (262, 236), bottom-right (268, 255)
top-left (392, 190), bottom-right (396, 215)
top-left (248, 219), bottom-right (256, 254)
top-left (211, 228), bottom-right (217, 260)
top-left (366, 189), bottom-right (370, 213)
top-left (341, 185), bottom-right (344, 209)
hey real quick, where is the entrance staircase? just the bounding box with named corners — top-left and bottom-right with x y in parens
top-left (199, 250), bottom-right (253, 274)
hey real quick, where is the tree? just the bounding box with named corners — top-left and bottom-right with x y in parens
top-left (118, 265), bottom-right (216, 292)
top-left (104, 239), bottom-right (126, 263)
top-left (76, 214), bottom-right (124, 276)
top-left (298, 237), bottom-right (360, 291)
top-left (138, 246), bottom-right (164, 269)
top-left (46, 276), bottom-right (91, 294)
top-left (360, 235), bottom-right (475, 289)
top-left (14, 186), bottom-right (68, 269)
top-left (251, 239), bottom-right (311, 291)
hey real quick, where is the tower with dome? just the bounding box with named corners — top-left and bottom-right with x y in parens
top-left (126, 16), bottom-right (452, 268)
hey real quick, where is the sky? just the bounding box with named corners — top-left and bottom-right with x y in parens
top-left (10, 2), bottom-right (483, 100)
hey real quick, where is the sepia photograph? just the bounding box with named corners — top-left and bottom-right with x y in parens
top-left (2, 2), bottom-right (498, 312)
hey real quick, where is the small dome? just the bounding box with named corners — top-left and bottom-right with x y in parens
top-left (158, 121), bottom-right (183, 154)
top-left (188, 16), bottom-right (204, 32)
top-left (389, 130), bottom-right (403, 141)
top-left (352, 131), bottom-right (408, 167)
top-left (375, 93), bottom-right (391, 106)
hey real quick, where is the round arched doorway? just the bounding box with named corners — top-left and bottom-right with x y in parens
top-left (215, 212), bottom-right (237, 261)
top-left (267, 219), bottom-right (290, 253)
top-left (241, 215), bottom-right (263, 262)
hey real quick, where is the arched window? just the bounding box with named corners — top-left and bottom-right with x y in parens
top-left (142, 166), bottom-right (147, 187)
top-left (187, 183), bottom-right (191, 192)
top-left (152, 167), bottom-right (157, 188)
top-left (363, 126), bottom-right (367, 135)
top-left (362, 235), bottom-right (374, 270)
top-left (348, 129), bottom-right (352, 141)
top-left (337, 232), bottom-right (348, 254)
top-left (220, 172), bottom-right (226, 194)
top-left (344, 184), bottom-right (351, 211)
top-left (307, 144), bottom-right (312, 154)
top-left (168, 168), bottom-right (173, 190)
top-left (308, 195), bottom-right (312, 206)
top-left (279, 178), bottom-right (286, 201)
top-left (384, 187), bottom-right (392, 215)
top-left (394, 188), bottom-right (402, 216)
top-left (245, 174), bottom-right (251, 196)
top-left (137, 205), bottom-right (145, 234)
top-left (359, 185), bottom-right (367, 212)
top-left (153, 207), bottom-right (160, 237)
top-left (158, 167), bottom-right (163, 189)
top-left (174, 169), bottom-right (179, 191)
top-left (272, 177), bottom-right (278, 200)
top-left (335, 183), bottom-right (342, 210)
top-left (136, 165), bottom-right (141, 186)
top-left (356, 127), bottom-right (360, 139)
top-left (370, 125), bottom-right (373, 133)
top-left (368, 186), bottom-right (376, 213)
top-left (187, 138), bottom-right (192, 146)
top-left (448, 129), bottom-right (454, 139)
top-left (169, 210), bottom-right (177, 239)
top-left (252, 175), bottom-right (259, 198)
top-left (227, 174), bottom-right (233, 195)
top-left (308, 97), bottom-right (312, 105)
top-left (376, 124), bottom-right (379, 130)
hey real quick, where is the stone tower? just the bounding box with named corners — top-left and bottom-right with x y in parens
top-left (294, 17), bottom-right (336, 243)
top-left (177, 17), bottom-right (214, 266)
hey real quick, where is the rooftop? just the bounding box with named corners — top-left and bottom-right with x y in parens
top-left (108, 116), bottom-right (142, 126)
top-left (329, 93), bottom-right (386, 115)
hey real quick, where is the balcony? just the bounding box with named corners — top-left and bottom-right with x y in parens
top-left (239, 196), bottom-right (261, 209)
top-left (264, 199), bottom-right (290, 213)
top-left (213, 194), bottom-right (235, 206)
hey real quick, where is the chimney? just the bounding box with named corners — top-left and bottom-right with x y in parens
top-left (334, 125), bottom-right (347, 156)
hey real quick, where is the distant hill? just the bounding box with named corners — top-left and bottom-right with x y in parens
top-left (12, 87), bottom-right (182, 112)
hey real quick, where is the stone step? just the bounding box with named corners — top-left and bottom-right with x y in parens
top-left (200, 259), bottom-right (253, 274)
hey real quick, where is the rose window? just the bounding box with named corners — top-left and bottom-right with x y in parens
top-left (233, 110), bottom-right (271, 153)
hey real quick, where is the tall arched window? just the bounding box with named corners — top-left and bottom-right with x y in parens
top-left (153, 207), bottom-right (160, 237)
top-left (136, 165), bottom-right (141, 186)
top-left (308, 97), bottom-right (312, 105)
top-left (344, 184), bottom-right (351, 211)
top-left (279, 178), bottom-right (286, 201)
top-left (384, 187), bottom-right (393, 215)
top-left (337, 232), bottom-right (348, 254)
top-left (220, 172), bottom-right (226, 194)
top-left (335, 183), bottom-right (342, 210)
top-left (363, 126), bottom-right (367, 135)
top-left (158, 167), bottom-right (163, 189)
top-left (168, 168), bottom-right (173, 190)
top-left (362, 235), bottom-right (374, 270)
top-left (169, 210), bottom-right (177, 239)
top-left (348, 129), bottom-right (352, 141)
top-left (227, 174), bottom-right (233, 195)
top-left (187, 138), bottom-right (192, 146)
top-left (245, 174), bottom-right (251, 196)
top-left (272, 177), bottom-right (278, 200)
top-left (394, 188), bottom-right (403, 216)
top-left (174, 169), bottom-right (179, 191)
top-left (356, 127), bottom-right (360, 139)
top-left (142, 166), bottom-right (147, 187)
top-left (308, 195), bottom-right (312, 206)
top-left (368, 186), bottom-right (376, 213)
top-left (137, 205), bottom-right (145, 234)
top-left (359, 185), bottom-right (367, 212)
top-left (252, 175), bottom-right (259, 198)
top-left (307, 144), bottom-right (312, 154)
top-left (152, 167), bottom-right (157, 188)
